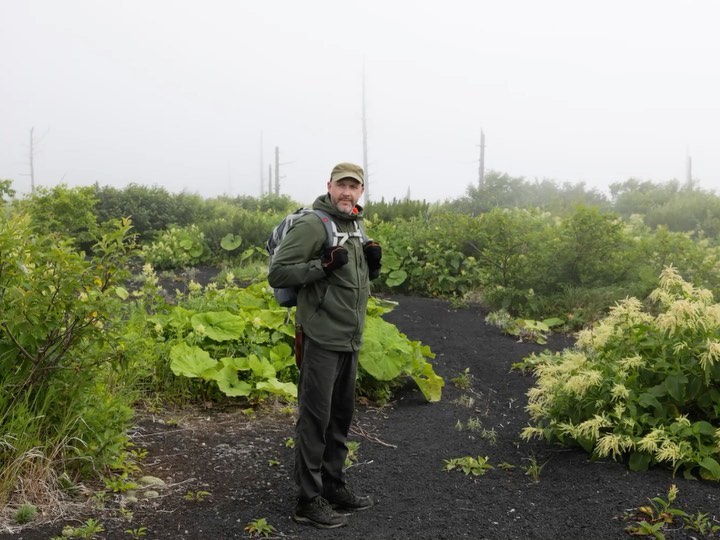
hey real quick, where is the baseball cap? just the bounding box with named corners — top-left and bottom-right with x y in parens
top-left (330, 162), bottom-right (364, 185)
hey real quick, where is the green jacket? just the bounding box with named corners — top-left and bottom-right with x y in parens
top-left (268, 194), bottom-right (370, 352)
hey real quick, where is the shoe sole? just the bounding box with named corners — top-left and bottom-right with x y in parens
top-left (292, 514), bottom-right (348, 529)
top-left (331, 501), bottom-right (374, 513)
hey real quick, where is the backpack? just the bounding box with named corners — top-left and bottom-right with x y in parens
top-left (266, 207), bottom-right (368, 307)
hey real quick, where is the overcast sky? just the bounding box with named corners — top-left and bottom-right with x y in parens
top-left (1, 0), bottom-right (719, 205)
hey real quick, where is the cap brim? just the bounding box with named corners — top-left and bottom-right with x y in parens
top-left (331, 172), bottom-right (364, 185)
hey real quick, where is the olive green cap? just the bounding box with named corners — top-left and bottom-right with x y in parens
top-left (330, 162), bottom-right (364, 185)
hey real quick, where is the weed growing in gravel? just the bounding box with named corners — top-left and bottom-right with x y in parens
top-left (444, 456), bottom-right (493, 476)
top-left (244, 517), bottom-right (276, 538)
top-left (184, 490), bottom-right (211, 502)
top-left (124, 526), bottom-right (148, 539)
top-left (626, 485), bottom-right (685, 539)
top-left (625, 484), bottom-right (720, 539)
top-left (481, 428), bottom-right (498, 445)
top-left (51, 518), bottom-right (104, 539)
top-left (284, 437), bottom-right (295, 448)
top-left (521, 454), bottom-right (548, 483)
top-left (453, 394), bottom-right (475, 408)
top-left (451, 368), bottom-right (471, 389)
top-left (345, 441), bottom-right (360, 468)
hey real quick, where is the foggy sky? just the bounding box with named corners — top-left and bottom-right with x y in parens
top-left (1, 0), bottom-right (719, 205)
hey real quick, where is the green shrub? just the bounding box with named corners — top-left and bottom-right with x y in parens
top-left (0, 214), bottom-right (137, 507)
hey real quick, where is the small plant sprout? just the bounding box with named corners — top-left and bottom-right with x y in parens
top-left (57, 518), bottom-right (105, 539)
top-left (683, 510), bottom-right (720, 535)
top-left (268, 459), bottom-right (280, 467)
top-left (244, 517), bottom-right (276, 538)
top-left (344, 441), bottom-right (360, 468)
top-left (284, 437), bottom-right (295, 448)
top-left (521, 454), bottom-right (548, 483)
top-left (124, 526), bottom-right (148, 539)
top-left (466, 417), bottom-right (483, 432)
top-left (184, 490), bottom-right (211, 502)
top-left (451, 368), bottom-right (471, 390)
top-left (444, 456), bottom-right (493, 476)
top-left (453, 394), bottom-right (475, 408)
top-left (454, 419), bottom-right (463, 431)
top-left (481, 427), bottom-right (498, 445)
top-left (626, 484), bottom-right (720, 538)
top-left (498, 462), bottom-right (516, 471)
top-left (280, 405), bottom-right (295, 416)
top-left (13, 503), bottom-right (38, 524)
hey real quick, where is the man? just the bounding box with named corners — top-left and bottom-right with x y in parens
top-left (268, 162), bottom-right (382, 529)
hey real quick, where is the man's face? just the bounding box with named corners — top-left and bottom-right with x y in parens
top-left (327, 178), bottom-right (364, 214)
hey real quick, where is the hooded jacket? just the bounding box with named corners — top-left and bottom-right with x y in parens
top-left (268, 194), bottom-right (370, 352)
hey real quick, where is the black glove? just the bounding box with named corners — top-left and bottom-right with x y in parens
top-left (321, 245), bottom-right (349, 274)
top-left (363, 241), bottom-right (382, 280)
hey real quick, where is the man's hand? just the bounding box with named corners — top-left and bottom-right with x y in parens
top-left (321, 245), bottom-right (349, 274)
top-left (363, 241), bottom-right (382, 280)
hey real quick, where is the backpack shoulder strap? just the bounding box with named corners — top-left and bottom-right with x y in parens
top-left (310, 209), bottom-right (335, 248)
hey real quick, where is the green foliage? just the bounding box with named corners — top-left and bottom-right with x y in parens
top-left (365, 197), bottom-right (432, 221)
top-left (141, 224), bottom-right (210, 269)
top-left (13, 503), bottom-right (38, 524)
top-left (53, 518), bottom-right (105, 539)
top-left (149, 283), bottom-right (442, 404)
top-left (451, 368), bottom-right (471, 390)
top-left (94, 183), bottom-right (205, 242)
top-left (371, 213), bottom-right (484, 298)
top-left (451, 170), bottom-right (609, 215)
top-left (611, 178), bottom-right (720, 234)
top-left (624, 484), bottom-right (720, 539)
top-left (359, 298), bottom-right (444, 402)
top-left (14, 184), bottom-right (100, 251)
top-left (0, 179), bottom-right (16, 204)
top-left (244, 517), bottom-right (276, 538)
top-left (124, 527), bottom-right (148, 539)
top-left (521, 267), bottom-right (720, 480)
top-left (184, 490), bottom-right (211, 501)
top-left (521, 454), bottom-right (548, 483)
top-left (443, 455), bottom-right (493, 476)
top-left (0, 214), bottom-right (137, 506)
top-left (485, 310), bottom-right (563, 344)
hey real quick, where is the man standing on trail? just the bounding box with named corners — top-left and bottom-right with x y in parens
top-left (268, 162), bottom-right (382, 529)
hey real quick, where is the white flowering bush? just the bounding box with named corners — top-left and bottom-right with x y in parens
top-left (519, 266), bottom-right (720, 480)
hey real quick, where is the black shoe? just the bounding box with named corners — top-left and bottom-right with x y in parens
top-left (323, 484), bottom-right (374, 512)
top-left (293, 497), bottom-right (349, 529)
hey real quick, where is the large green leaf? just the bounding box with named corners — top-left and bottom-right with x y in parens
top-left (386, 269), bottom-right (408, 287)
top-left (247, 354), bottom-right (276, 379)
top-left (220, 233), bottom-right (242, 251)
top-left (256, 378), bottom-right (297, 399)
top-left (411, 362), bottom-right (444, 402)
top-left (628, 452), bottom-right (652, 471)
top-left (170, 343), bottom-right (217, 378)
top-left (191, 311), bottom-right (245, 341)
top-left (360, 318), bottom-right (410, 380)
top-left (698, 457), bottom-right (720, 480)
top-left (665, 373), bottom-right (688, 402)
top-left (213, 364), bottom-right (253, 396)
top-left (269, 342), bottom-right (295, 371)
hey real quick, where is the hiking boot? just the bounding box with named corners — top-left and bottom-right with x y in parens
top-left (323, 484), bottom-right (374, 512)
top-left (293, 497), bottom-right (348, 529)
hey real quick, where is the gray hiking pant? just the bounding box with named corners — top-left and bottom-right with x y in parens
top-left (294, 336), bottom-right (358, 502)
